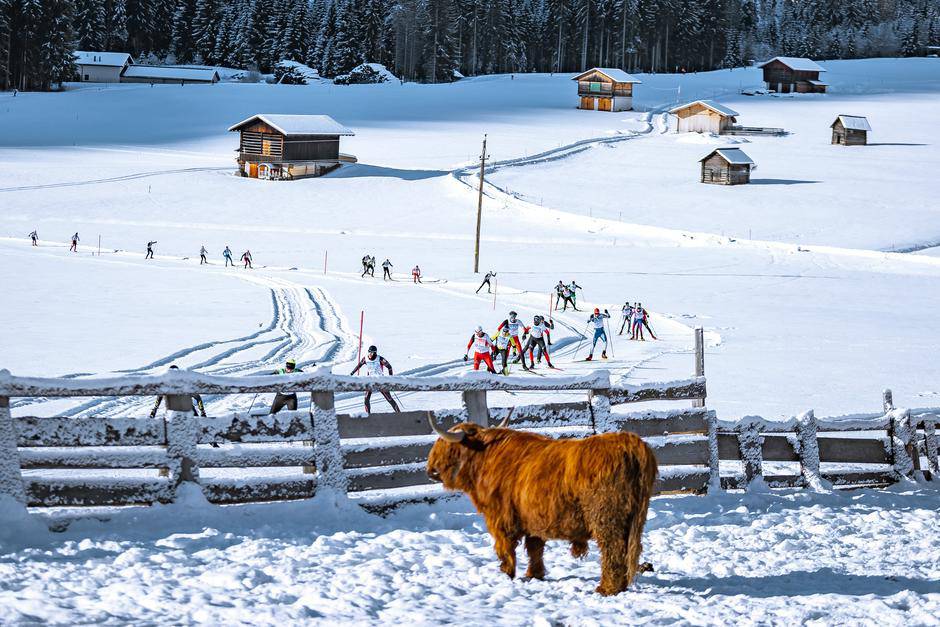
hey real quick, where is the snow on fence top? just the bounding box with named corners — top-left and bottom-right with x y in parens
top-left (227, 114), bottom-right (355, 137)
top-left (757, 56), bottom-right (826, 72)
top-left (0, 368), bottom-right (705, 398)
top-left (74, 51), bottom-right (133, 67)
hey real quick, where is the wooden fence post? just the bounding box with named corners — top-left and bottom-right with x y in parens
top-left (922, 415), bottom-right (939, 479)
top-left (462, 390), bottom-right (489, 427)
top-left (704, 410), bottom-right (721, 491)
top-left (589, 389), bottom-right (612, 433)
top-left (795, 410), bottom-right (828, 492)
top-left (693, 327), bottom-right (705, 408)
top-left (736, 418), bottom-right (763, 488)
top-left (0, 395), bottom-right (27, 505)
top-left (164, 395), bottom-right (201, 490)
top-left (889, 409), bottom-right (916, 481)
top-left (311, 391), bottom-right (348, 493)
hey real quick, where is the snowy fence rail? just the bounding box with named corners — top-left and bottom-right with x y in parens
top-left (0, 368), bottom-right (710, 508)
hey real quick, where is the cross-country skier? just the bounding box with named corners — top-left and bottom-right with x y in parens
top-left (568, 281), bottom-right (583, 310)
top-left (585, 308), bottom-right (611, 361)
top-left (70, 233), bottom-right (79, 252)
top-left (521, 315), bottom-right (555, 370)
top-left (270, 358), bottom-right (303, 414)
top-left (619, 301), bottom-right (632, 335)
top-left (199, 246), bottom-right (208, 265)
top-left (150, 365), bottom-right (206, 418)
top-left (350, 345), bottom-right (401, 414)
top-left (476, 271), bottom-right (496, 294)
top-left (464, 326), bottom-right (496, 373)
top-left (559, 284), bottom-right (576, 311)
top-left (145, 241), bottom-right (157, 259)
top-left (554, 281), bottom-right (566, 309)
top-left (632, 302), bottom-right (656, 340)
top-left (412, 265), bottom-right (422, 283)
top-left (381, 258), bottom-right (393, 280)
top-left (242, 250), bottom-right (253, 269)
top-left (496, 310), bottom-right (526, 363)
top-left (223, 246), bottom-right (234, 267)
top-left (29, 230), bottom-right (38, 246)
top-left (493, 327), bottom-right (513, 374)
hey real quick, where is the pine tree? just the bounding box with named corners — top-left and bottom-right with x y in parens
top-left (103, 0), bottom-right (128, 50)
top-left (35, 0), bottom-right (78, 89)
top-left (193, 0), bottom-right (222, 64)
top-left (420, 0), bottom-right (459, 81)
top-left (172, 0), bottom-right (197, 63)
top-left (74, 0), bottom-right (105, 50)
top-left (0, 0), bottom-right (10, 90)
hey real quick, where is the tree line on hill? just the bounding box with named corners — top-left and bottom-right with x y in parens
top-left (1, 0), bottom-right (938, 90)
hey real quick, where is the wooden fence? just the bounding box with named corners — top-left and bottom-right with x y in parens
top-left (1, 352), bottom-right (936, 510)
top-left (0, 365), bottom-right (711, 508)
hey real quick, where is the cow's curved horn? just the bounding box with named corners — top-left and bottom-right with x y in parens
top-left (428, 411), bottom-right (465, 443)
top-left (496, 407), bottom-right (515, 429)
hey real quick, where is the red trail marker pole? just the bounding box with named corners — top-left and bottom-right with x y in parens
top-left (357, 310), bottom-right (364, 363)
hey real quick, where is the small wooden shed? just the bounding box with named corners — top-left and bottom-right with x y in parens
top-left (228, 114), bottom-right (356, 180)
top-left (699, 148), bottom-right (754, 185)
top-left (831, 115), bottom-right (871, 146)
top-left (669, 100), bottom-right (739, 134)
top-left (572, 68), bottom-right (642, 112)
top-left (757, 57), bottom-right (827, 93)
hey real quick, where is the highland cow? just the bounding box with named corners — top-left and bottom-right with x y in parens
top-left (426, 412), bottom-right (658, 595)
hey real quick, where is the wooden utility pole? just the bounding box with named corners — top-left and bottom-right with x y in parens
top-left (474, 134), bottom-right (488, 274)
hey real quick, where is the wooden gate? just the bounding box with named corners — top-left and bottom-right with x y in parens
top-left (598, 97), bottom-right (612, 112)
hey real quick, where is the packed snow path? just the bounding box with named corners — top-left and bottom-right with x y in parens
top-left (1, 485), bottom-right (937, 624)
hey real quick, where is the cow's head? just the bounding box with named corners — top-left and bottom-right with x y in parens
top-left (426, 411), bottom-right (512, 491)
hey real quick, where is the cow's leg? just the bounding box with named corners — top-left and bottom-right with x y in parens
top-left (493, 531), bottom-right (519, 579)
top-left (595, 529), bottom-right (631, 596)
top-left (524, 536), bottom-right (546, 580)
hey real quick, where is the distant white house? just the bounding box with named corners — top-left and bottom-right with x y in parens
top-left (74, 51), bottom-right (133, 83)
top-left (73, 51), bottom-right (220, 85)
top-left (121, 66), bottom-right (220, 84)
top-left (669, 100), bottom-right (739, 134)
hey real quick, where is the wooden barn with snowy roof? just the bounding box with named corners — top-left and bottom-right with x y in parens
top-left (757, 57), bottom-right (827, 94)
top-left (831, 115), bottom-right (871, 146)
top-left (699, 148), bottom-right (754, 185)
top-left (669, 100), bottom-right (739, 134)
top-left (572, 68), bottom-right (642, 112)
top-left (228, 114), bottom-right (356, 180)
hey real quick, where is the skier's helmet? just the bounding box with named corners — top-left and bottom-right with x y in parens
top-left (367, 345), bottom-right (377, 354)
top-left (509, 311), bottom-right (517, 318)
top-left (475, 325), bottom-right (484, 335)
top-left (594, 308), bottom-right (600, 314)
top-left (534, 315), bottom-right (543, 324)
top-left (286, 359), bottom-right (296, 369)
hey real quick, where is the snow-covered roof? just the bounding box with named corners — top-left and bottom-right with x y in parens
top-left (757, 56), bottom-right (826, 72)
top-left (572, 68), bottom-right (642, 84)
top-left (805, 79), bottom-right (829, 86)
top-left (832, 115), bottom-right (872, 132)
top-left (122, 66), bottom-right (219, 82)
top-left (669, 100), bottom-right (739, 117)
top-left (700, 147), bottom-right (754, 165)
top-left (228, 114), bottom-right (355, 136)
top-left (74, 51), bottom-right (133, 67)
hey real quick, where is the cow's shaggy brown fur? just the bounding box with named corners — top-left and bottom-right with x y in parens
top-left (427, 423), bottom-right (658, 595)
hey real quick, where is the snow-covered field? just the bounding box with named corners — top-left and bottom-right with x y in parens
top-left (1, 58), bottom-right (939, 623)
top-left (1, 485), bottom-right (938, 624)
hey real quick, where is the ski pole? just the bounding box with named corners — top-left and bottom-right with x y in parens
top-left (392, 391), bottom-right (405, 410)
top-left (572, 322), bottom-right (590, 359)
top-left (606, 315), bottom-right (615, 358)
top-left (246, 392), bottom-right (260, 415)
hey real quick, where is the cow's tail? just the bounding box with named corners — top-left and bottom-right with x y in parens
top-left (626, 442), bottom-right (658, 587)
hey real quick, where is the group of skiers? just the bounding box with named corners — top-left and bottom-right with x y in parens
top-left (554, 280), bottom-right (583, 311)
top-left (361, 254), bottom-right (423, 283)
top-left (464, 310), bottom-right (556, 374)
top-left (620, 302), bottom-right (656, 341)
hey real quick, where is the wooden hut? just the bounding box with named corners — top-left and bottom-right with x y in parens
top-left (669, 100), bottom-right (739, 134)
top-left (228, 114), bottom-right (356, 180)
top-left (757, 57), bottom-right (827, 93)
top-left (831, 115), bottom-right (871, 146)
top-left (572, 68), bottom-right (642, 112)
top-left (699, 148), bottom-right (754, 185)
